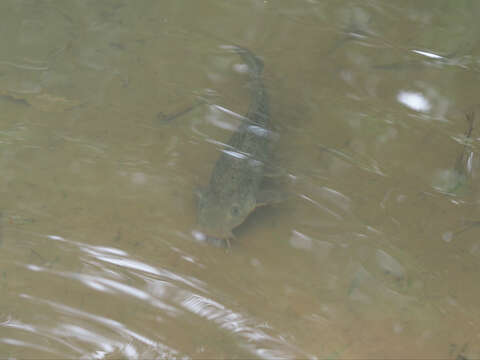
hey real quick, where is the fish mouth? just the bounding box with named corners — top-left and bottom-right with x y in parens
top-left (205, 235), bottom-right (231, 248)
top-left (193, 227), bottom-right (233, 248)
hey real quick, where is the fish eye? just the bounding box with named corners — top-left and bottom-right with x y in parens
top-left (231, 204), bottom-right (241, 217)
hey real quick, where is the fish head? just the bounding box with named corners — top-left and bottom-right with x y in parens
top-left (196, 188), bottom-right (257, 240)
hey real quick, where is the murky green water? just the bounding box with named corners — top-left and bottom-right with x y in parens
top-left (1, 0), bottom-right (480, 358)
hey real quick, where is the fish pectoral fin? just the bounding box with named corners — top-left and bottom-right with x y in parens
top-left (157, 99), bottom-right (206, 124)
top-left (255, 189), bottom-right (287, 207)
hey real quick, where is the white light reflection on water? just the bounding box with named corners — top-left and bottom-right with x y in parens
top-left (85, 251), bottom-right (160, 275)
top-left (0, 338), bottom-right (58, 355)
top-left (411, 49), bottom-right (444, 59)
top-left (2, 317), bottom-right (86, 355)
top-left (27, 234), bottom-right (314, 358)
top-left (221, 149), bottom-right (248, 159)
top-left (20, 262), bottom-right (179, 314)
top-left (397, 90), bottom-right (431, 112)
top-left (206, 104), bottom-right (243, 132)
top-left (300, 194), bottom-right (343, 220)
top-left (212, 104), bottom-right (246, 120)
top-left (15, 294), bottom-right (181, 359)
top-left (179, 293), bottom-right (315, 360)
top-left (56, 324), bottom-right (115, 353)
top-left (47, 234), bottom-right (207, 292)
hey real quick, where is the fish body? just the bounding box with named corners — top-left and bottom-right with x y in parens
top-left (196, 46), bottom-right (272, 241)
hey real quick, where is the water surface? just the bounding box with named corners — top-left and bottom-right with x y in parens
top-left (1, 1), bottom-right (480, 358)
